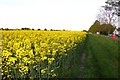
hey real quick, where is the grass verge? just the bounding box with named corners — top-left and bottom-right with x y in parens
top-left (82, 34), bottom-right (118, 78)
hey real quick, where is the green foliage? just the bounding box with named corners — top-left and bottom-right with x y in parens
top-left (100, 24), bottom-right (115, 35)
top-left (89, 20), bottom-right (115, 35)
top-left (82, 34), bottom-right (118, 78)
top-left (88, 20), bottom-right (100, 33)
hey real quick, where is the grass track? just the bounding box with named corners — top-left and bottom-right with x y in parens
top-left (57, 34), bottom-right (119, 78)
top-left (82, 34), bottom-right (118, 78)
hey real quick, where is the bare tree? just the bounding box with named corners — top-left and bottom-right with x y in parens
top-left (97, 6), bottom-right (118, 25)
top-left (97, 0), bottom-right (119, 25)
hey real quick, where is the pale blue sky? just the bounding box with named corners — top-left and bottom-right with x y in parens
top-left (0, 0), bottom-right (106, 30)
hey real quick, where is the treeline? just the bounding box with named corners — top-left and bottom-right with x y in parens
top-left (0, 28), bottom-right (66, 31)
top-left (88, 20), bottom-right (116, 35)
top-left (88, 0), bottom-right (120, 36)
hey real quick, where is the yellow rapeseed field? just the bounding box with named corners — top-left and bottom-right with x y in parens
top-left (1, 30), bottom-right (87, 78)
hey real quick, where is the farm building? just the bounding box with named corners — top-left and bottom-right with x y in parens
top-left (113, 28), bottom-right (120, 36)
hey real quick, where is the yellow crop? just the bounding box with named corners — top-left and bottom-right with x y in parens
top-left (1, 30), bottom-right (87, 78)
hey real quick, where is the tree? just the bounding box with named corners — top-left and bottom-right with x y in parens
top-left (37, 29), bottom-right (41, 30)
top-left (97, 8), bottom-right (117, 25)
top-left (105, 0), bottom-right (120, 16)
top-left (21, 28), bottom-right (31, 30)
top-left (44, 28), bottom-right (47, 31)
top-left (32, 28), bottom-right (34, 30)
top-left (83, 30), bottom-right (88, 32)
top-left (0, 28), bottom-right (3, 30)
top-left (97, 0), bottom-right (119, 25)
top-left (63, 29), bottom-right (65, 31)
top-left (5, 28), bottom-right (9, 30)
top-left (50, 29), bottom-right (53, 31)
top-left (100, 24), bottom-right (115, 35)
top-left (88, 20), bottom-right (101, 33)
top-left (88, 20), bottom-right (115, 35)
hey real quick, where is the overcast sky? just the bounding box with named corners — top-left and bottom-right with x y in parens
top-left (0, 0), bottom-right (106, 31)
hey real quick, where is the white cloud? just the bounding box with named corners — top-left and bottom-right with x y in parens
top-left (0, 0), bottom-right (106, 30)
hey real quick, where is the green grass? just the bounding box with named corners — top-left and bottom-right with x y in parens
top-left (55, 34), bottom-right (119, 78)
top-left (82, 34), bottom-right (119, 78)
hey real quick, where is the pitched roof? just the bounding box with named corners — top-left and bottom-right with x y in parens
top-left (117, 28), bottom-right (120, 31)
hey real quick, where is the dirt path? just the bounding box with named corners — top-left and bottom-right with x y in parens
top-left (77, 35), bottom-right (88, 78)
top-left (79, 52), bottom-right (85, 72)
top-left (76, 52), bottom-right (86, 78)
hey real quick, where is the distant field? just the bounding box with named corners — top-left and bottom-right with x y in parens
top-left (1, 30), bottom-right (119, 79)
